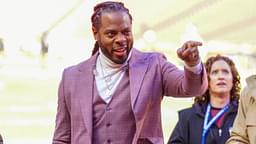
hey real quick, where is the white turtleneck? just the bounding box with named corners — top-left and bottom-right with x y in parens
top-left (95, 49), bottom-right (132, 103)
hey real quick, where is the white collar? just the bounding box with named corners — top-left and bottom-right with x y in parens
top-left (98, 48), bottom-right (132, 69)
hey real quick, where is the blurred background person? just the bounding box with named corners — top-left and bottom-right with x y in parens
top-left (168, 54), bottom-right (241, 144)
top-left (40, 31), bottom-right (48, 57)
top-left (0, 37), bottom-right (4, 54)
top-left (226, 74), bottom-right (256, 144)
top-left (0, 133), bottom-right (3, 144)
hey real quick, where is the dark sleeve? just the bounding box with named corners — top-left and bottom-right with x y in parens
top-left (0, 133), bottom-right (3, 144)
top-left (167, 110), bottom-right (189, 144)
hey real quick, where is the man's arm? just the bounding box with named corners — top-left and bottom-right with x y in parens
top-left (0, 133), bottom-right (3, 144)
top-left (161, 41), bottom-right (207, 97)
top-left (52, 71), bottom-right (71, 144)
top-left (226, 88), bottom-right (250, 144)
top-left (177, 41), bottom-right (207, 95)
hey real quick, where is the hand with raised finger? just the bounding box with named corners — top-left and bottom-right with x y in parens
top-left (177, 41), bottom-right (202, 67)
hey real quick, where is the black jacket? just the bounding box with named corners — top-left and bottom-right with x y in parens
top-left (0, 134), bottom-right (3, 144)
top-left (167, 101), bottom-right (238, 144)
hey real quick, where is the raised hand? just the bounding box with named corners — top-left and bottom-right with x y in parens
top-left (177, 41), bottom-right (202, 67)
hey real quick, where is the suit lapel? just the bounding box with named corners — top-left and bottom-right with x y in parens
top-left (74, 50), bottom-right (149, 137)
top-left (129, 50), bottom-right (149, 110)
top-left (76, 55), bottom-right (97, 137)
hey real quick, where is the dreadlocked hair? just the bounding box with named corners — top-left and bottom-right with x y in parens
top-left (91, 1), bottom-right (133, 56)
top-left (194, 54), bottom-right (241, 104)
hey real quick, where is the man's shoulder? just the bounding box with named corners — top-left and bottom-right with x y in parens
top-left (133, 48), bottom-right (162, 55)
top-left (64, 56), bottom-right (96, 73)
top-left (132, 48), bottom-right (166, 60)
top-left (242, 74), bottom-right (256, 101)
top-left (245, 75), bottom-right (256, 88)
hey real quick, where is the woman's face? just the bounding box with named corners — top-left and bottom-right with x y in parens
top-left (209, 60), bottom-right (233, 96)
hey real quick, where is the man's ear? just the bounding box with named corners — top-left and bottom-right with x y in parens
top-left (92, 27), bottom-right (98, 40)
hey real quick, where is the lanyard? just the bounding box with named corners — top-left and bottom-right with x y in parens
top-left (201, 103), bottom-right (229, 144)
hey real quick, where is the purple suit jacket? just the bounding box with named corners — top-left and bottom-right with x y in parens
top-left (52, 49), bottom-right (207, 144)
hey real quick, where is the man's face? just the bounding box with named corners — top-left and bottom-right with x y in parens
top-left (209, 60), bottom-right (233, 96)
top-left (93, 12), bottom-right (133, 64)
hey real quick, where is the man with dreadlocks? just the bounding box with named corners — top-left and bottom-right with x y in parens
top-left (52, 1), bottom-right (207, 144)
